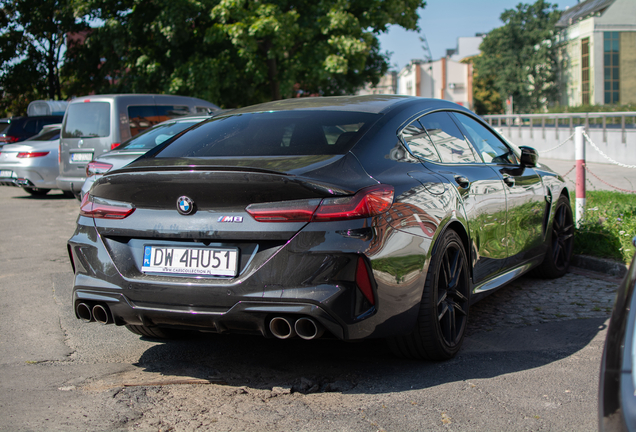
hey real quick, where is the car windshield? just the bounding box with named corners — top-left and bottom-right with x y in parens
top-left (0, 121), bottom-right (9, 135)
top-left (117, 120), bottom-right (204, 151)
top-left (154, 110), bottom-right (381, 158)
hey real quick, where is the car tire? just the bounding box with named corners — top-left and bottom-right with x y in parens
top-left (62, 190), bottom-right (75, 198)
top-left (533, 195), bottom-right (574, 279)
top-left (388, 229), bottom-right (470, 361)
top-left (24, 187), bottom-right (50, 196)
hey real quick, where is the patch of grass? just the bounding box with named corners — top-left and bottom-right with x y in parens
top-left (571, 190), bottom-right (636, 264)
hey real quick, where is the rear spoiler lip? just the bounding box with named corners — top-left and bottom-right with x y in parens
top-left (113, 164), bottom-right (286, 176)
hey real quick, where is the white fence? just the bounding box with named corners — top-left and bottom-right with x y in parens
top-left (483, 112), bottom-right (636, 165)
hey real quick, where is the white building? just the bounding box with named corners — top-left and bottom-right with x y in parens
top-left (446, 35), bottom-right (485, 62)
top-left (557, 0), bottom-right (636, 106)
top-left (397, 58), bottom-right (474, 109)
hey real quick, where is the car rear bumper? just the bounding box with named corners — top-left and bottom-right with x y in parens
top-left (57, 175), bottom-right (86, 192)
top-left (68, 217), bottom-right (429, 341)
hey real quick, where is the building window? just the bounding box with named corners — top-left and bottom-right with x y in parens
top-left (581, 38), bottom-right (589, 105)
top-left (604, 32), bottom-right (619, 104)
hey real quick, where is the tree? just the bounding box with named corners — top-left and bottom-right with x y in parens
top-left (0, 0), bottom-right (85, 116)
top-left (473, 0), bottom-right (561, 113)
top-left (462, 56), bottom-right (503, 115)
top-left (65, 0), bottom-right (425, 108)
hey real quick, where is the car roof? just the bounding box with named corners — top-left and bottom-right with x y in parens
top-left (228, 95), bottom-right (414, 115)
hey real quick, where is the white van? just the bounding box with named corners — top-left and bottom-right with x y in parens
top-left (57, 94), bottom-right (219, 195)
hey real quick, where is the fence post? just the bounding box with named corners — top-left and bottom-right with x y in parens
top-left (575, 126), bottom-right (585, 227)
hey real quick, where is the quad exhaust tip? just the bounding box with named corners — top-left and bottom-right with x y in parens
top-left (76, 302), bottom-right (93, 322)
top-left (294, 317), bottom-right (325, 340)
top-left (269, 317), bottom-right (296, 339)
top-left (92, 304), bottom-right (112, 325)
top-left (269, 316), bottom-right (325, 340)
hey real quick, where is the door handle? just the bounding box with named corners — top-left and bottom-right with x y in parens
top-left (503, 174), bottom-right (515, 187)
top-left (454, 175), bottom-right (470, 188)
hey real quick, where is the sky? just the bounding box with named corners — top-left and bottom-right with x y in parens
top-left (378, 0), bottom-right (581, 71)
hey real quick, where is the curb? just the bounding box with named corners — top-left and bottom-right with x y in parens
top-left (572, 254), bottom-right (628, 278)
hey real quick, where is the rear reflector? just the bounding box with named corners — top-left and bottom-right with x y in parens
top-left (355, 257), bottom-right (375, 305)
top-left (79, 193), bottom-right (135, 219)
top-left (86, 161), bottom-right (113, 177)
top-left (17, 151), bottom-right (50, 158)
top-left (245, 185), bottom-right (394, 223)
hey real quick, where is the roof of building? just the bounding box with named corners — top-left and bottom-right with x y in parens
top-left (556, 0), bottom-right (616, 27)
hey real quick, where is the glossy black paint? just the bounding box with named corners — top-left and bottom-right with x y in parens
top-left (68, 95), bottom-right (570, 347)
top-left (599, 245), bottom-right (636, 431)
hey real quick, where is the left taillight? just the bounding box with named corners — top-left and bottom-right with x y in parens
top-left (86, 161), bottom-right (113, 177)
top-left (17, 151), bottom-right (50, 158)
top-left (245, 185), bottom-right (394, 223)
top-left (79, 193), bottom-right (135, 219)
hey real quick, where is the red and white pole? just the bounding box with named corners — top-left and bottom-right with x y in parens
top-left (575, 126), bottom-right (585, 227)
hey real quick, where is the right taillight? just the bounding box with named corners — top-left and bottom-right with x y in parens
top-left (86, 161), bottom-right (113, 177)
top-left (245, 185), bottom-right (394, 223)
top-left (79, 193), bottom-right (135, 219)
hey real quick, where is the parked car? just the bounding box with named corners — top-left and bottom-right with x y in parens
top-left (80, 115), bottom-right (216, 199)
top-left (599, 237), bottom-right (636, 431)
top-left (0, 124), bottom-right (68, 196)
top-left (57, 94), bottom-right (219, 197)
top-left (68, 95), bottom-right (574, 360)
top-left (0, 115), bottom-right (64, 144)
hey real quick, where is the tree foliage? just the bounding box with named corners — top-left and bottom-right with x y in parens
top-left (65, 0), bottom-right (425, 108)
top-left (473, 0), bottom-right (561, 114)
top-left (0, 0), bottom-right (85, 116)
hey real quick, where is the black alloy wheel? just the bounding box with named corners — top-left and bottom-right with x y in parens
top-left (388, 229), bottom-right (470, 360)
top-left (534, 195), bottom-right (574, 278)
top-left (435, 238), bottom-right (470, 348)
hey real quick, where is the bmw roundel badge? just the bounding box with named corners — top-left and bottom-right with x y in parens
top-left (176, 196), bottom-right (195, 215)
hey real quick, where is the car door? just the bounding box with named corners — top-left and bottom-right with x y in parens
top-left (451, 112), bottom-right (547, 267)
top-left (401, 111), bottom-right (508, 284)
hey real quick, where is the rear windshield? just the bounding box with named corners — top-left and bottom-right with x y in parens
top-left (27, 128), bottom-right (60, 141)
top-left (154, 111), bottom-right (380, 158)
top-left (117, 120), bottom-right (202, 151)
top-left (62, 102), bottom-right (110, 138)
top-left (0, 121), bottom-right (10, 135)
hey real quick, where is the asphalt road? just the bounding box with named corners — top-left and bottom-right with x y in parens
top-left (0, 186), bottom-right (620, 432)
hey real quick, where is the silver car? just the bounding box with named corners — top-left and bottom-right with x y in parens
top-left (81, 115), bottom-right (213, 198)
top-left (0, 124), bottom-right (70, 196)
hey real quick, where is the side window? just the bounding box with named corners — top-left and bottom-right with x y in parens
top-left (128, 105), bottom-right (192, 137)
top-left (452, 112), bottom-right (518, 165)
top-left (128, 105), bottom-right (158, 136)
top-left (400, 120), bottom-right (441, 162)
top-left (419, 112), bottom-right (479, 163)
top-left (23, 119), bottom-right (39, 134)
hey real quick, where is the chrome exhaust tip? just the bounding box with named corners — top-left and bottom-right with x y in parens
top-left (294, 317), bottom-right (325, 340)
top-left (92, 304), bottom-right (112, 325)
top-left (269, 317), bottom-right (297, 339)
top-left (76, 302), bottom-right (93, 322)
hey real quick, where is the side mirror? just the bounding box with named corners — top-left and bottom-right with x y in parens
top-left (519, 146), bottom-right (538, 167)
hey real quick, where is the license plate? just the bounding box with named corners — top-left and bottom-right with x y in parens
top-left (70, 152), bottom-right (93, 163)
top-left (142, 246), bottom-right (239, 276)
top-left (0, 170), bottom-right (13, 177)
